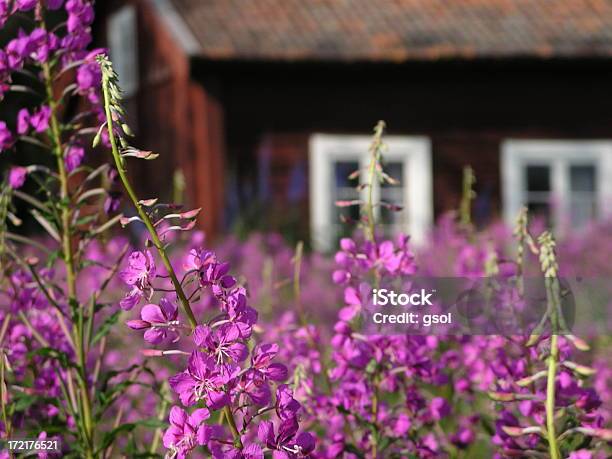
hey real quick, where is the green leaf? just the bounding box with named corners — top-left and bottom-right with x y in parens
top-left (92, 310), bottom-right (121, 345)
top-left (31, 209), bottom-right (60, 242)
top-left (139, 418), bottom-right (166, 429)
top-left (75, 214), bottom-right (99, 226)
top-left (11, 392), bottom-right (38, 412)
top-left (29, 347), bottom-right (76, 369)
top-left (96, 417), bottom-right (167, 454)
top-left (46, 249), bottom-right (61, 269)
top-left (97, 423), bottom-right (138, 453)
top-left (344, 444), bottom-right (366, 458)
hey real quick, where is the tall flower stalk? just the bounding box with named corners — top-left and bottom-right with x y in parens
top-left (97, 56), bottom-right (197, 330)
top-left (538, 231), bottom-right (562, 459)
top-left (97, 55), bottom-right (246, 443)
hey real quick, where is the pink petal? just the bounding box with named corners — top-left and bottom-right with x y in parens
top-left (168, 406), bottom-right (187, 427)
top-left (141, 304), bottom-right (165, 323)
top-left (144, 328), bottom-right (165, 344)
top-left (126, 319), bottom-right (150, 330)
top-left (189, 408), bottom-right (210, 426)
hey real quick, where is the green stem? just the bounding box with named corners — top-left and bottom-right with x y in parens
top-left (0, 350), bottom-right (11, 441)
top-left (546, 334), bottom-right (560, 459)
top-left (293, 242), bottom-right (333, 393)
top-left (544, 277), bottom-right (561, 459)
top-left (293, 241), bottom-right (306, 325)
top-left (459, 165), bottom-right (475, 229)
top-left (42, 61), bottom-right (95, 458)
top-left (223, 405), bottom-right (243, 449)
top-left (365, 143), bottom-right (377, 243)
top-left (150, 388), bottom-right (169, 454)
top-left (370, 382), bottom-right (379, 458)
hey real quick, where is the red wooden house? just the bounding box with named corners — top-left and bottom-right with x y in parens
top-left (95, 0), bottom-right (612, 250)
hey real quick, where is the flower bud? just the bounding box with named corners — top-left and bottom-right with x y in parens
top-left (126, 320), bottom-right (149, 330)
top-left (562, 361), bottom-right (596, 376)
top-left (516, 370), bottom-right (547, 387)
top-left (141, 349), bottom-right (163, 357)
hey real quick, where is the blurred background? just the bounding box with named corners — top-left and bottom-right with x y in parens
top-left (90, 0), bottom-right (612, 250)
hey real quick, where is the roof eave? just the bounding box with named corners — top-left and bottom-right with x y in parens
top-left (147, 0), bottom-right (200, 56)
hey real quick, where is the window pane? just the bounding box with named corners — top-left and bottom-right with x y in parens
top-left (570, 164), bottom-right (597, 226)
top-left (335, 161), bottom-right (359, 188)
top-left (570, 165), bottom-right (596, 192)
top-left (525, 165), bottom-right (551, 224)
top-left (526, 165), bottom-right (550, 192)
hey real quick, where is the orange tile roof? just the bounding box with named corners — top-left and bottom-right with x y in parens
top-left (169, 0), bottom-right (612, 61)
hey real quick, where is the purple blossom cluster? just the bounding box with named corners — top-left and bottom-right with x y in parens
top-left (0, 0), bottom-right (103, 168)
top-left (295, 234), bottom-right (474, 457)
top-left (119, 245), bottom-right (316, 458)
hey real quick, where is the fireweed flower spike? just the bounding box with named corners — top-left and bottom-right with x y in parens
top-left (485, 215), bottom-right (609, 458)
top-left (97, 54), bottom-right (198, 329)
top-left (98, 54), bottom-right (315, 456)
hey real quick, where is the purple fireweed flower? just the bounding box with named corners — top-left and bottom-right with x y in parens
top-left (36, 432), bottom-right (50, 459)
top-left (185, 247), bottom-right (215, 271)
top-left (103, 192), bottom-right (121, 214)
top-left (234, 345), bottom-right (288, 406)
top-left (193, 324), bottom-right (248, 364)
top-left (451, 422), bottom-right (476, 448)
top-left (119, 250), bottom-right (156, 309)
top-left (455, 244), bottom-right (487, 278)
top-left (0, 121), bottom-right (13, 151)
top-left (46, 0), bottom-right (65, 10)
top-left (30, 106), bottom-right (51, 133)
top-left (169, 350), bottom-right (232, 409)
top-left (209, 443), bottom-right (263, 459)
top-left (17, 108), bottom-right (29, 134)
top-left (569, 451), bottom-right (593, 459)
top-left (375, 238), bottom-right (416, 275)
top-left (393, 413), bottom-right (411, 437)
top-left (251, 343), bottom-right (288, 382)
top-left (65, 145), bottom-right (84, 172)
top-left (0, 1), bottom-right (9, 28)
top-left (8, 166), bottom-right (27, 189)
top-left (67, 1), bottom-right (94, 33)
top-left (225, 290), bottom-right (258, 338)
top-left (162, 406), bottom-right (210, 459)
top-left (28, 28), bottom-right (58, 62)
top-left (188, 248), bottom-right (237, 294)
top-left (119, 287), bottom-right (142, 311)
top-left (236, 370), bottom-right (273, 406)
top-left (6, 30), bottom-right (33, 68)
top-left (429, 396), bottom-right (451, 421)
top-left (258, 418), bottom-right (315, 458)
top-left (16, 0), bottom-right (37, 11)
top-left (275, 384), bottom-right (301, 420)
top-left (76, 61), bottom-right (101, 93)
top-left (127, 298), bottom-right (179, 344)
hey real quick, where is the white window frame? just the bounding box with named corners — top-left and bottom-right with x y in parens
top-left (501, 140), bottom-right (612, 232)
top-left (107, 5), bottom-right (138, 97)
top-left (309, 134), bottom-right (432, 252)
